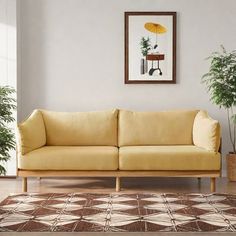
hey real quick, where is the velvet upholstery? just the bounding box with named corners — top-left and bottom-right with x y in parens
top-left (17, 110), bottom-right (46, 155)
top-left (41, 109), bottom-right (118, 146)
top-left (118, 110), bottom-right (199, 146)
top-left (17, 109), bottom-right (221, 172)
top-left (119, 145), bottom-right (221, 170)
top-left (19, 146), bottom-right (118, 170)
top-left (193, 110), bottom-right (221, 152)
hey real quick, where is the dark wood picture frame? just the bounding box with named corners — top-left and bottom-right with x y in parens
top-left (125, 12), bottom-right (176, 84)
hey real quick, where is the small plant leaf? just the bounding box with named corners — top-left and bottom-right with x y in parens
top-left (0, 86), bottom-right (16, 175)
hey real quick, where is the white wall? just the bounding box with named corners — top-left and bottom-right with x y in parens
top-left (18, 0), bottom-right (236, 174)
top-left (0, 0), bottom-right (16, 175)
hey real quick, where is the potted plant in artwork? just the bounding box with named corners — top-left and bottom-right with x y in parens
top-left (0, 86), bottom-right (16, 175)
top-left (202, 45), bottom-right (236, 181)
top-left (140, 37), bottom-right (151, 74)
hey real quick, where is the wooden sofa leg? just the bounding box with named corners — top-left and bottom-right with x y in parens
top-left (116, 177), bottom-right (121, 192)
top-left (22, 177), bottom-right (27, 192)
top-left (210, 177), bottom-right (216, 192)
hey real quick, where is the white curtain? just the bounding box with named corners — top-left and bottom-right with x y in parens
top-left (0, 0), bottom-right (17, 175)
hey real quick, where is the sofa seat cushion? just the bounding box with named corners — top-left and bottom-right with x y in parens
top-left (119, 146), bottom-right (221, 171)
top-left (18, 146), bottom-right (119, 170)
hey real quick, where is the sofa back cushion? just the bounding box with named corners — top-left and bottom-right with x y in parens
top-left (119, 110), bottom-right (198, 146)
top-left (41, 109), bottom-right (118, 146)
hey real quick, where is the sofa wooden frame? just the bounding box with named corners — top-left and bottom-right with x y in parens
top-left (17, 141), bottom-right (222, 193)
top-left (18, 170), bottom-right (221, 193)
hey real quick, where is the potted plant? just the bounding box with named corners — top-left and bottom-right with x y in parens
top-left (0, 86), bottom-right (16, 175)
top-left (202, 45), bottom-right (236, 181)
top-left (140, 37), bottom-right (151, 74)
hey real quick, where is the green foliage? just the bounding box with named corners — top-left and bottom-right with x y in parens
top-left (0, 86), bottom-right (16, 175)
top-left (202, 46), bottom-right (236, 153)
top-left (140, 37), bottom-right (151, 57)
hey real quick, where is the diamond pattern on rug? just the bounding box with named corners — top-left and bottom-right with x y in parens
top-left (0, 193), bottom-right (236, 232)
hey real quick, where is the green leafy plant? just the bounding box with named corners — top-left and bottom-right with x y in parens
top-left (0, 86), bottom-right (16, 175)
top-left (202, 46), bottom-right (236, 153)
top-left (140, 37), bottom-right (151, 57)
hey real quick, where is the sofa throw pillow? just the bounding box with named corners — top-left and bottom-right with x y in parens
top-left (17, 110), bottom-right (46, 155)
top-left (193, 110), bottom-right (220, 152)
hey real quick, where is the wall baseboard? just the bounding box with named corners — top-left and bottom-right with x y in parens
top-left (0, 175), bottom-right (17, 179)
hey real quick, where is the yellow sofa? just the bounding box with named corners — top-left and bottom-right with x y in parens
top-left (17, 109), bottom-right (221, 192)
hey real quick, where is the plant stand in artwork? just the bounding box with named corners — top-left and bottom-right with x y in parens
top-left (146, 54), bottom-right (165, 76)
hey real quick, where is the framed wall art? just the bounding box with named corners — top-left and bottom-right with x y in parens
top-left (125, 12), bottom-right (176, 84)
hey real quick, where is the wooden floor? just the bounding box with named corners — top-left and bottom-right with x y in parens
top-left (0, 176), bottom-right (236, 202)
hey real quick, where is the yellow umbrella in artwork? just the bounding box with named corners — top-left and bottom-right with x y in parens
top-left (144, 22), bottom-right (167, 34)
top-left (144, 22), bottom-right (167, 49)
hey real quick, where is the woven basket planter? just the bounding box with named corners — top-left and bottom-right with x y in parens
top-left (227, 153), bottom-right (236, 181)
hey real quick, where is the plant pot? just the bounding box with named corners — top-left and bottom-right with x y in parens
top-left (226, 153), bottom-right (236, 181)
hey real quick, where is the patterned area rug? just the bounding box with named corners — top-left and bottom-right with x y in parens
top-left (0, 193), bottom-right (236, 232)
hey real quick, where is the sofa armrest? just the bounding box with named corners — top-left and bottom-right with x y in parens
top-left (193, 110), bottom-right (221, 152)
top-left (17, 110), bottom-right (46, 155)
